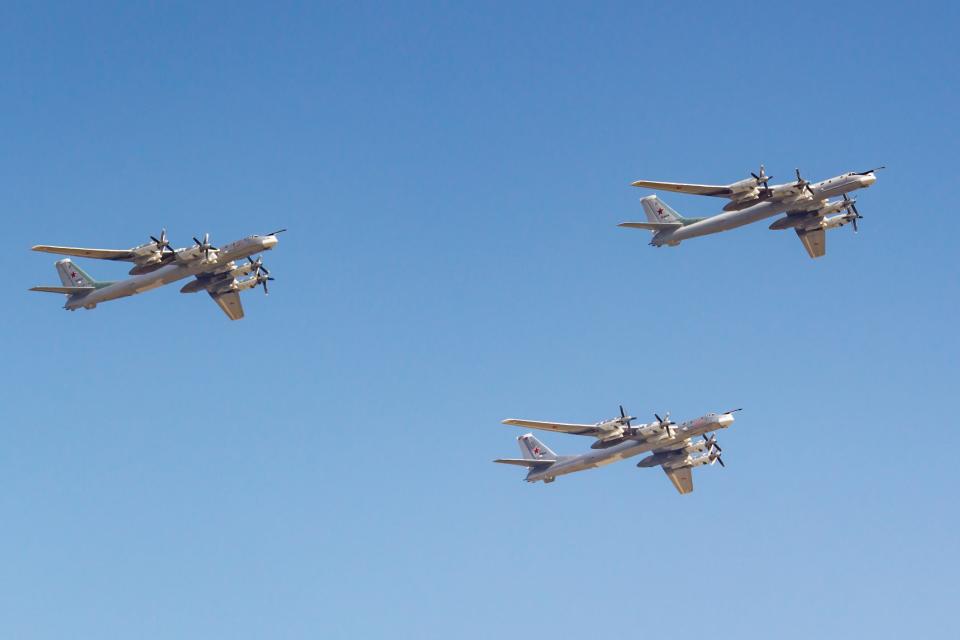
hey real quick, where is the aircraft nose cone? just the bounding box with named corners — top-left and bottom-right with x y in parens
top-left (262, 235), bottom-right (279, 249)
top-left (718, 413), bottom-right (735, 428)
top-left (860, 173), bottom-right (877, 187)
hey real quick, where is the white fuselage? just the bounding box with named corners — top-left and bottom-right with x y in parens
top-left (525, 413), bottom-right (734, 482)
top-left (655, 173), bottom-right (877, 246)
top-left (66, 235), bottom-right (278, 310)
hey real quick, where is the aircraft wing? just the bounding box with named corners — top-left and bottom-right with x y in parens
top-left (502, 418), bottom-right (602, 436)
top-left (663, 466), bottom-right (694, 494)
top-left (631, 180), bottom-right (733, 197)
top-left (795, 228), bottom-right (826, 259)
top-left (208, 290), bottom-right (245, 321)
top-left (32, 245), bottom-right (135, 261)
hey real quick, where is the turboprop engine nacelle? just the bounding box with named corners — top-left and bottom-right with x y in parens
top-left (636, 450), bottom-right (686, 468)
top-left (819, 213), bottom-right (856, 231)
top-left (226, 262), bottom-right (257, 279)
top-left (667, 452), bottom-right (716, 470)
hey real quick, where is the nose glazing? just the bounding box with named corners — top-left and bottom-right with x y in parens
top-left (718, 413), bottom-right (735, 428)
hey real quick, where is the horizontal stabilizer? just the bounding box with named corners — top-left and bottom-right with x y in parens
top-left (29, 286), bottom-right (95, 295)
top-left (618, 221), bottom-right (683, 231)
top-left (493, 458), bottom-right (556, 468)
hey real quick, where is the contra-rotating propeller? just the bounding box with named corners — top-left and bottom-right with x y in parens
top-left (751, 164), bottom-right (773, 192)
top-left (842, 193), bottom-right (864, 232)
top-left (702, 433), bottom-right (722, 453)
top-left (617, 405), bottom-right (637, 434)
top-left (192, 233), bottom-right (218, 260)
top-left (709, 448), bottom-right (726, 467)
top-left (794, 168), bottom-right (815, 196)
top-left (254, 271), bottom-right (275, 295)
top-left (150, 229), bottom-right (175, 258)
top-left (247, 255), bottom-right (270, 276)
top-left (655, 412), bottom-right (675, 438)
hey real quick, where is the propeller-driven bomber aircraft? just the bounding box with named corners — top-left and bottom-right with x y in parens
top-left (30, 229), bottom-right (284, 320)
top-left (495, 406), bottom-right (739, 494)
top-left (621, 165), bottom-right (883, 258)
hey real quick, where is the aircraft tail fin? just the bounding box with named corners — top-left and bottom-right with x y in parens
top-left (517, 433), bottom-right (557, 461)
top-left (56, 259), bottom-right (101, 288)
top-left (640, 195), bottom-right (700, 225)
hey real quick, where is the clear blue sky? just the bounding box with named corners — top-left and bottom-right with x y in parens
top-left (3, 2), bottom-right (958, 638)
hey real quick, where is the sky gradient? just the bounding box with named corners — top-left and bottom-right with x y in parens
top-left (3, 2), bottom-right (958, 638)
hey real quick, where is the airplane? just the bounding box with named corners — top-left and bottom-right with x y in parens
top-left (495, 406), bottom-right (739, 494)
top-left (30, 229), bottom-right (284, 320)
top-left (621, 165), bottom-right (883, 258)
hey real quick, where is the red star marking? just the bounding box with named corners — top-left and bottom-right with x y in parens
top-left (657, 207), bottom-right (665, 218)
top-left (533, 447), bottom-right (541, 456)
top-left (70, 272), bottom-right (77, 277)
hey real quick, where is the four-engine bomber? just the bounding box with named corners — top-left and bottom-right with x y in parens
top-left (495, 407), bottom-right (739, 494)
top-left (30, 229), bottom-right (284, 320)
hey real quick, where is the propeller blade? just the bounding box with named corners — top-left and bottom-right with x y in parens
top-left (852, 217), bottom-right (859, 233)
top-left (193, 236), bottom-right (202, 246)
top-left (717, 456), bottom-right (725, 468)
top-left (655, 413), bottom-right (663, 424)
top-left (620, 405), bottom-right (626, 418)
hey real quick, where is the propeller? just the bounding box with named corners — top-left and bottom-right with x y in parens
top-left (192, 233), bottom-right (218, 260)
top-left (842, 193), bottom-right (864, 232)
top-left (247, 255), bottom-right (270, 276)
top-left (150, 229), bottom-right (175, 257)
top-left (750, 164), bottom-right (773, 192)
top-left (655, 412), bottom-right (675, 438)
top-left (794, 168), bottom-right (815, 196)
top-left (853, 166), bottom-right (885, 175)
top-left (702, 433), bottom-right (722, 453)
top-left (254, 271), bottom-right (275, 295)
top-left (710, 449), bottom-right (725, 467)
top-left (617, 405), bottom-right (638, 434)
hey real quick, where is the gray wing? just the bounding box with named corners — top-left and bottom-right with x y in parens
top-left (631, 180), bottom-right (734, 197)
top-left (502, 419), bottom-right (601, 436)
top-left (32, 245), bottom-right (135, 261)
top-left (663, 467), bottom-right (694, 494)
top-left (208, 290), bottom-right (245, 320)
top-left (795, 228), bottom-right (826, 259)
